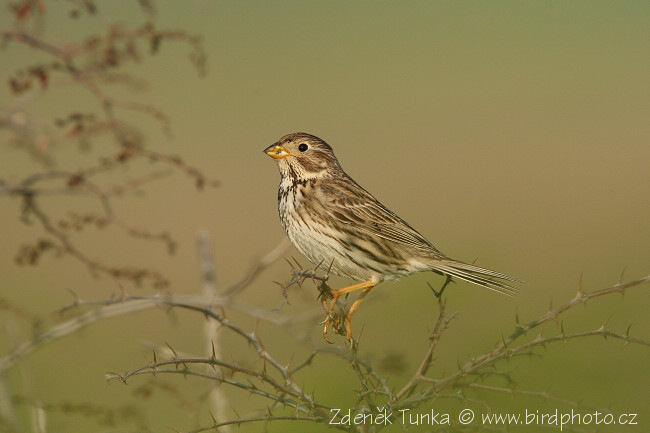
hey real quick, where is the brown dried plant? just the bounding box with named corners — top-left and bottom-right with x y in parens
top-left (1, 0), bottom-right (211, 289)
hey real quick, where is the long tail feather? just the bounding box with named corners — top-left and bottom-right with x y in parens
top-left (432, 260), bottom-right (525, 296)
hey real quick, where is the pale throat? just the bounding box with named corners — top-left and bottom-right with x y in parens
top-left (278, 159), bottom-right (328, 182)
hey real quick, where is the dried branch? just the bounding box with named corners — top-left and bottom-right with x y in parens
top-left (0, 239), bottom-right (305, 375)
top-left (391, 275), bottom-right (649, 413)
top-left (1, 0), bottom-right (216, 287)
top-left (97, 273), bottom-right (648, 432)
top-left (196, 231), bottom-right (229, 432)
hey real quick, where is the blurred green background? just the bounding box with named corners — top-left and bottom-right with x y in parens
top-left (0, 1), bottom-right (648, 432)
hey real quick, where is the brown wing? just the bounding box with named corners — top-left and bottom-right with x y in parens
top-left (319, 175), bottom-right (523, 296)
top-left (319, 176), bottom-right (446, 257)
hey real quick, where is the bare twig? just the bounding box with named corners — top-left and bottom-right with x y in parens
top-left (196, 231), bottom-right (230, 432)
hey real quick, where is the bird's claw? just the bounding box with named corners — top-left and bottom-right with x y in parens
top-left (322, 314), bottom-right (352, 341)
top-left (321, 301), bottom-right (353, 341)
top-left (319, 281), bottom-right (373, 342)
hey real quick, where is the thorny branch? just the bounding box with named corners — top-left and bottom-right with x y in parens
top-left (95, 272), bottom-right (649, 432)
top-left (0, 239), bottom-right (296, 375)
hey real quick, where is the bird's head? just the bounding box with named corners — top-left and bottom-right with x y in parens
top-left (264, 132), bottom-right (342, 180)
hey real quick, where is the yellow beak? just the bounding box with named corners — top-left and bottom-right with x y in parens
top-left (264, 144), bottom-right (292, 159)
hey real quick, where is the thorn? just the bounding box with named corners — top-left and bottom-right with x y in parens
top-left (327, 259), bottom-right (335, 276)
top-left (600, 314), bottom-right (614, 331)
top-left (291, 256), bottom-right (303, 270)
top-left (618, 266), bottom-right (626, 284)
top-left (209, 411), bottom-right (217, 424)
top-left (66, 288), bottom-right (81, 304)
top-left (623, 323), bottom-right (632, 348)
top-left (515, 307), bottom-right (520, 325)
top-left (284, 257), bottom-right (295, 270)
top-left (426, 280), bottom-right (436, 296)
top-left (285, 352), bottom-right (295, 370)
top-left (576, 273), bottom-right (583, 296)
top-left (625, 323), bottom-right (633, 337)
top-left (211, 341), bottom-right (216, 360)
top-left (165, 342), bottom-right (179, 359)
top-left (356, 323), bottom-right (366, 345)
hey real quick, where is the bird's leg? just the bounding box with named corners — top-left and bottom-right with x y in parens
top-left (342, 285), bottom-right (374, 339)
top-left (325, 280), bottom-right (375, 314)
top-left (322, 280), bottom-right (375, 341)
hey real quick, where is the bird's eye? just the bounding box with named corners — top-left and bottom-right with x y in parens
top-left (298, 143), bottom-right (308, 152)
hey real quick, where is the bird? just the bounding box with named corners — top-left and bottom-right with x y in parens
top-left (264, 132), bottom-right (523, 340)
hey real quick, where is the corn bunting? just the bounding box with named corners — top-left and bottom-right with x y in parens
top-left (264, 132), bottom-right (523, 340)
